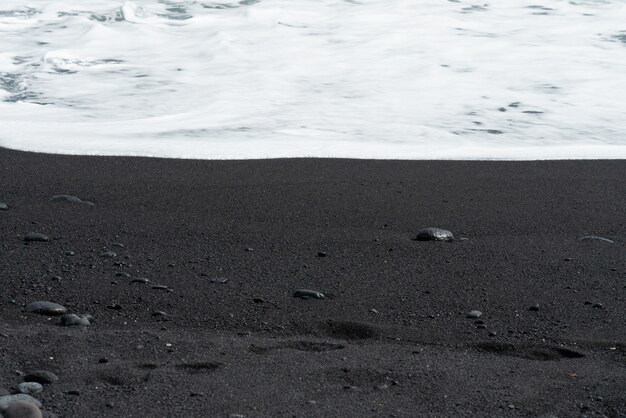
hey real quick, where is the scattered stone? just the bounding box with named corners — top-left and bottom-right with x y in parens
top-left (66, 390), bottom-right (80, 396)
top-left (16, 382), bottom-right (43, 396)
top-left (64, 251), bottom-right (74, 256)
top-left (577, 235), bottom-right (614, 244)
top-left (293, 289), bottom-right (326, 299)
top-left (209, 277), bottom-right (228, 284)
top-left (466, 310), bottom-right (482, 319)
top-left (317, 252), bottom-right (328, 257)
top-left (488, 331), bottom-right (497, 337)
top-left (415, 227), bottom-right (454, 242)
top-left (529, 304), bottom-right (540, 311)
top-left (25, 301), bottom-right (67, 316)
top-left (23, 371), bottom-right (58, 385)
top-left (116, 272), bottom-right (131, 278)
top-left (151, 285), bottom-right (170, 291)
top-left (0, 203), bottom-right (8, 210)
top-left (99, 251), bottom-right (116, 258)
top-left (130, 278), bottom-right (150, 284)
top-left (59, 314), bottom-right (90, 326)
top-left (0, 394), bottom-right (42, 410)
top-left (49, 195), bottom-right (94, 206)
top-left (107, 304), bottom-right (123, 311)
top-left (152, 311), bottom-right (167, 318)
top-left (24, 233), bottom-right (49, 243)
top-left (476, 324), bottom-right (487, 329)
top-left (111, 243), bottom-right (124, 248)
top-left (593, 303), bottom-right (604, 309)
top-left (98, 358), bottom-right (109, 364)
top-left (2, 400), bottom-right (43, 418)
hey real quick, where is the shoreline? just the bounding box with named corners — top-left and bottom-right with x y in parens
top-left (0, 146), bottom-right (625, 417)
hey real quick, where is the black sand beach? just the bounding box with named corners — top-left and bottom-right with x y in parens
top-left (0, 146), bottom-right (624, 417)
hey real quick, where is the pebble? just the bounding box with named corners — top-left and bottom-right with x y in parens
top-left (0, 394), bottom-right (42, 410)
top-left (49, 195), bottom-right (94, 206)
top-left (529, 304), bottom-right (540, 311)
top-left (24, 233), bottom-right (49, 243)
top-left (130, 278), bottom-right (150, 284)
top-left (317, 252), bottom-right (328, 257)
top-left (293, 289), bottom-right (326, 299)
top-left (116, 272), bottom-right (131, 278)
top-left (25, 301), bottom-right (67, 316)
top-left (23, 371), bottom-right (58, 385)
top-left (99, 251), bottom-right (117, 258)
top-left (0, 203), bottom-right (8, 210)
top-left (209, 277), bottom-right (229, 284)
top-left (2, 400), bottom-right (43, 418)
top-left (466, 310), bottom-right (482, 319)
top-left (152, 285), bottom-right (171, 291)
top-left (111, 243), bottom-right (124, 248)
top-left (577, 235), bottom-right (614, 244)
top-left (415, 227), bottom-right (454, 242)
top-left (59, 314), bottom-right (90, 326)
top-left (16, 382), bottom-right (43, 396)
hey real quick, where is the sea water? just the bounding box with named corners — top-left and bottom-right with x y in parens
top-left (1, 0), bottom-right (625, 159)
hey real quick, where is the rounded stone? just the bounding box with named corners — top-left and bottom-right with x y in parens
top-left (24, 233), bottom-right (49, 243)
top-left (23, 371), bottom-right (58, 385)
top-left (415, 227), bottom-right (454, 242)
top-left (293, 289), bottom-right (326, 299)
top-left (0, 395), bottom-right (42, 410)
top-left (16, 382), bottom-right (43, 396)
top-left (466, 310), bottom-right (483, 319)
top-left (2, 400), bottom-right (43, 418)
top-left (49, 195), bottom-right (94, 206)
top-left (0, 203), bottom-right (8, 210)
top-left (59, 314), bottom-right (90, 326)
top-left (25, 302), bottom-right (67, 316)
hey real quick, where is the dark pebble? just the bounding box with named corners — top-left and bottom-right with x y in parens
top-left (116, 272), bottom-right (131, 278)
top-left (24, 233), bottom-right (49, 243)
top-left (49, 195), bottom-right (94, 206)
top-left (293, 289), bottom-right (326, 299)
top-left (317, 252), bottom-right (328, 257)
top-left (152, 311), bottom-right (167, 318)
top-left (24, 370), bottom-right (58, 385)
top-left (0, 203), bottom-right (8, 210)
top-left (99, 251), bottom-right (116, 258)
top-left (25, 301), bottom-right (67, 316)
top-left (131, 278), bottom-right (150, 284)
top-left (415, 227), bottom-right (454, 242)
top-left (107, 304), bottom-right (123, 310)
top-left (593, 303), bottom-right (604, 309)
top-left (151, 285), bottom-right (170, 291)
top-left (111, 243), bottom-right (124, 248)
top-left (209, 277), bottom-right (229, 284)
top-left (98, 358), bottom-right (109, 364)
top-left (529, 304), bottom-right (540, 311)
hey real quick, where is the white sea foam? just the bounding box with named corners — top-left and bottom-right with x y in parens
top-left (0, 0), bottom-right (625, 159)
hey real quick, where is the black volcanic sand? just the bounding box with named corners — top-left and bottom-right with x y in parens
top-left (0, 146), bottom-right (625, 417)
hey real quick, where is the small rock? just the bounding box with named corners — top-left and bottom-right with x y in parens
top-left (116, 272), bottom-right (131, 278)
top-left (16, 382), bottom-right (43, 396)
top-left (415, 227), bottom-right (454, 242)
top-left (25, 301), bottom-right (67, 316)
top-left (209, 277), bottom-right (229, 284)
top-left (66, 390), bottom-right (80, 396)
top-left (99, 251), bottom-right (116, 258)
top-left (151, 285), bottom-right (170, 291)
top-left (466, 310), bottom-right (482, 319)
top-left (107, 304), bottom-right (123, 311)
top-left (529, 304), bottom-right (540, 311)
top-left (64, 251), bottom-right (74, 256)
top-left (293, 289), bottom-right (325, 299)
top-left (488, 331), bottom-right (497, 337)
top-left (593, 303), bottom-right (604, 309)
top-left (23, 371), bottom-right (58, 385)
top-left (24, 233), bottom-right (49, 243)
top-left (49, 195), bottom-right (94, 206)
top-left (317, 252), bottom-right (328, 257)
top-left (130, 278), bottom-right (149, 284)
top-left (0, 394), bottom-right (42, 410)
top-left (152, 311), bottom-right (167, 318)
top-left (98, 358), bottom-right (109, 364)
top-left (111, 243), bottom-right (124, 248)
top-left (0, 203), bottom-right (8, 210)
top-left (59, 314), bottom-right (90, 326)
top-left (2, 400), bottom-right (43, 418)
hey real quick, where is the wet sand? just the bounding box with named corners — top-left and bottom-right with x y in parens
top-left (0, 147), bottom-right (625, 417)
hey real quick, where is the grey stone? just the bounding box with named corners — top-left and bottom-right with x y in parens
top-left (0, 394), bottom-right (42, 410)
top-left (0, 388), bottom-right (10, 396)
top-left (415, 227), bottom-right (454, 242)
top-left (16, 382), bottom-right (43, 396)
top-left (3, 400), bottom-right (43, 418)
top-left (293, 289), bottom-right (326, 299)
top-left (209, 277), bottom-right (229, 284)
top-left (24, 233), bottom-right (49, 243)
top-left (99, 251), bottom-right (117, 258)
top-left (25, 301), bottom-right (67, 316)
top-left (59, 314), bottom-right (90, 326)
top-left (130, 278), bottom-right (149, 284)
top-left (49, 195), bottom-right (94, 206)
top-left (0, 203), bottom-right (8, 210)
top-left (23, 371), bottom-right (58, 385)
top-left (466, 310), bottom-right (482, 319)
